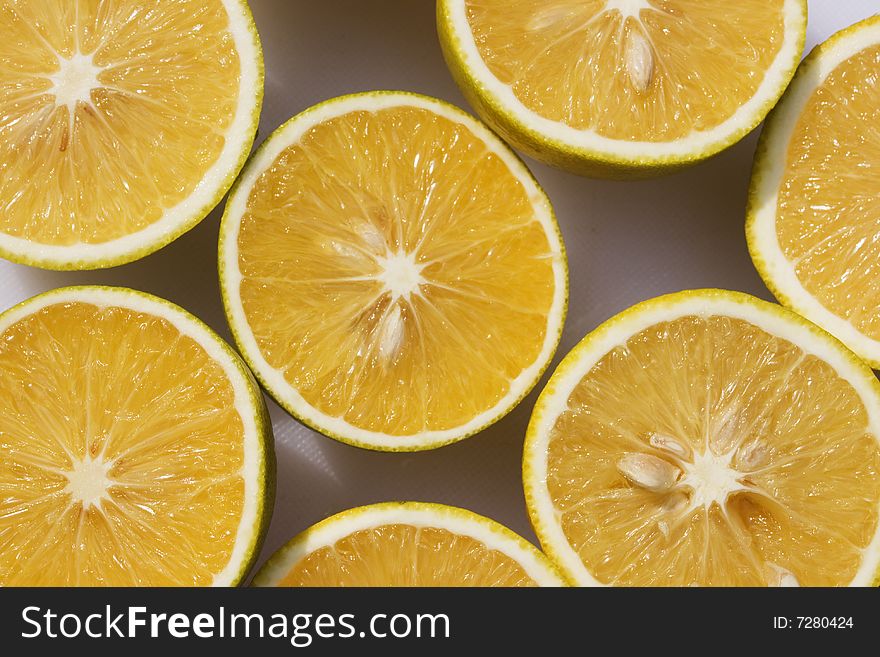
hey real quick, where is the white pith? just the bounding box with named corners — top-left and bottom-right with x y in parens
top-left (50, 52), bottom-right (102, 111)
top-left (443, 0), bottom-right (807, 161)
top-left (0, 287), bottom-right (266, 586)
top-left (680, 449), bottom-right (747, 510)
top-left (220, 92), bottom-right (567, 450)
top-left (252, 503), bottom-right (566, 587)
top-left (604, 0), bottom-right (655, 21)
top-left (525, 291), bottom-right (880, 587)
top-left (62, 453), bottom-right (112, 510)
top-left (377, 251), bottom-right (425, 301)
top-left (0, 0), bottom-right (262, 268)
top-left (749, 19), bottom-right (880, 365)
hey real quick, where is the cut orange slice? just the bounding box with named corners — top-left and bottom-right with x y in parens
top-left (748, 15), bottom-right (880, 367)
top-left (524, 290), bottom-right (880, 586)
top-left (0, 286), bottom-right (273, 586)
top-left (220, 92), bottom-right (567, 451)
top-left (253, 502), bottom-right (565, 586)
top-left (0, 0), bottom-right (262, 269)
top-left (438, 0), bottom-right (807, 177)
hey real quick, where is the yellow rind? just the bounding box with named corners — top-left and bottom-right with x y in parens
top-left (251, 501), bottom-right (567, 587)
top-left (747, 14), bottom-right (880, 370)
top-left (523, 288), bottom-right (880, 586)
top-left (219, 90), bottom-right (568, 453)
top-left (0, 285), bottom-right (275, 586)
top-left (437, 0), bottom-right (807, 179)
top-left (0, 0), bottom-right (264, 271)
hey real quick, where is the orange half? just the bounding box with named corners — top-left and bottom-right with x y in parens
top-left (0, 287), bottom-right (272, 586)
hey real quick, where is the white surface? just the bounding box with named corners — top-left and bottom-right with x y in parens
top-left (0, 1), bottom-right (876, 579)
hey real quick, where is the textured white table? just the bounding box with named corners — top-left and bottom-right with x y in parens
top-left (0, 1), bottom-right (874, 578)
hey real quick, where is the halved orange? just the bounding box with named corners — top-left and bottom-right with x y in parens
top-left (438, 0), bottom-right (807, 177)
top-left (253, 502), bottom-right (565, 587)
top-left (0, 0), bottom-right (262, 269)
top-left (220, 91), bottom-right (567, 451)
top-left (748, 15), bottom-right (880, 367)
top-left (0, 286), bottom-right (273, 586)
top-left (525, 290), bottom-right (880, 586)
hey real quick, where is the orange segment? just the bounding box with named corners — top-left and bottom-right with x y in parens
top-left (0, 297), bottom-right (252, 586)
top-left (775, 45), bottom-right (880, 341)
top-left (463, 0), bottom-right (786, 141)
top-left (0, 0), bottom-right (246, 248)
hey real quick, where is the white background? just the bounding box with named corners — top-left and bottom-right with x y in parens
top-left (0, 1), bottom-right (876, 577)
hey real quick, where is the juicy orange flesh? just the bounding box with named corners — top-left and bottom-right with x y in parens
top-left (464, 0), bottom-right (786, 141)
top-left (277, 523), bottom-right (537, 586)
top-left (238, 106), bottom-right (557, 437)
top-left (776, 45), bottom-right (880, 341)
top-left (0, 0), bottom-right (240, 245)
top-left (0, 302), bottom-right (246, 585)
top-left (546, 315), bottom-right (880, 586)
